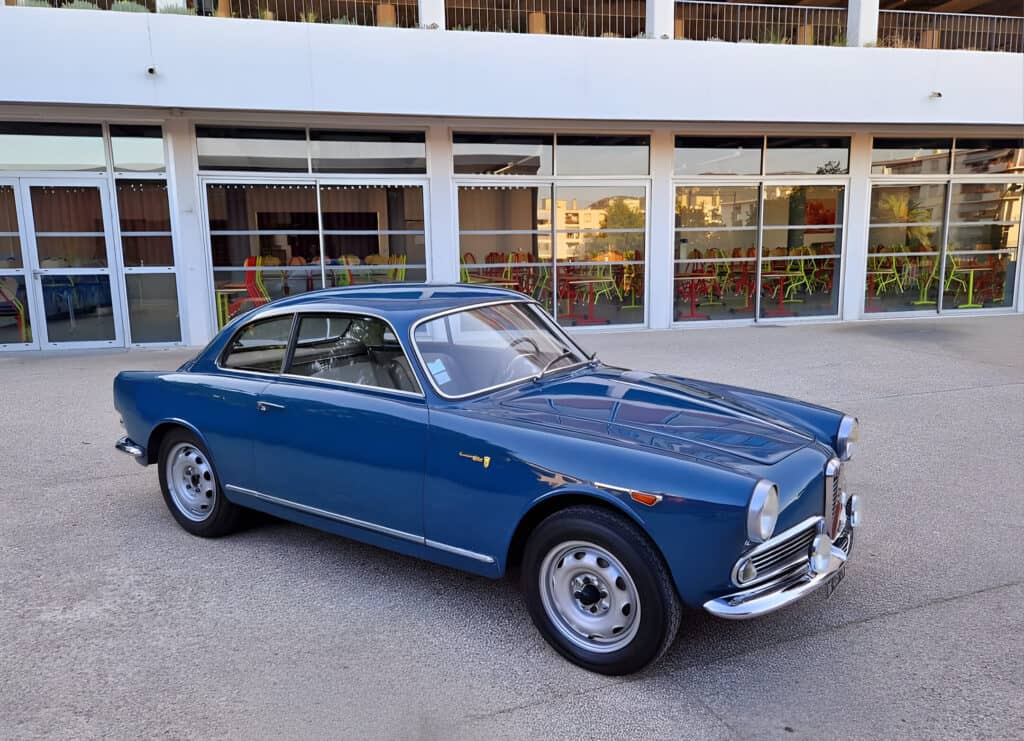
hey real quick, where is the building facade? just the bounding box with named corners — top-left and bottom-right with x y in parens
top-left (0, 0), bottom-right (1021, 350)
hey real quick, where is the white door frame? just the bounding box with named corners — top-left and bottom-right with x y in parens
top-left (0, 178), bottom-right (38, 350)
top-left (18, 177), bottom-right (126, 349)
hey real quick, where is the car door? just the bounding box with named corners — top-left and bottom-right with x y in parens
top-left (207, 312), bottom-right (295, 491)
top-left (251, 312), bottom-right (428, 539)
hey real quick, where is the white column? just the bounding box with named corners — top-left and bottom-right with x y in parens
top-left (648, 128), bottom-right (675, 329)
top-left (842, 131), bottom-right (872, 320)
top-left (165, 117), bottom-right (217, 346)
top-left (425, 123), bottom-right (459, 283)
top-left (418, 0), bottom-right (446, 29)
top-left (647, 0), bottom-right (675, 39)
top-left (847, 0), bottom-right (879, 47)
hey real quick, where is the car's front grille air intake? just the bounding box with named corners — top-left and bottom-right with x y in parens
top-left (824, 458), bottom-right (843, 538)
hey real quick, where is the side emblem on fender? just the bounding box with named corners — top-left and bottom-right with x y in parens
top-left (459, 451), bottom-right (491, 469)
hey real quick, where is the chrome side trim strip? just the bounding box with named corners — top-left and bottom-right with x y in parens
top-left (425, 539), bottom-right (496, 564)
top-left (225, 484), bottom-right (421, 544)
top-left (225, 484), bottom-right (496, 564)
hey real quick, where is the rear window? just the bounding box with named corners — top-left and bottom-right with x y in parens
top-left (221, 315), bottom-right (294, 373)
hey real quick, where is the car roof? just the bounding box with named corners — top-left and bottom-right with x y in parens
top-left (258, 283), bottom-right (526, 321)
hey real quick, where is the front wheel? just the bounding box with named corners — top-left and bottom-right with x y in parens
top-left (521, 505), bottom-right (681, 675)
top-left (157, 429), bottom-right (242, 537)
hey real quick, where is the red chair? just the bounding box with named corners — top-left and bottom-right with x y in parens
top-left (228, 256), bottom-right (271, 318)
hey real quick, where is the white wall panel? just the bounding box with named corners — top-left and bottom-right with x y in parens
top-left (1, 9), bottom-right (1021, 126)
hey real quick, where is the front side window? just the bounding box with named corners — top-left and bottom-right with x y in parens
top-left (287, 314), bottom-right (419, 393)
top-left (221, 315), bottom-right (294, 373)
top-left (413, 302), bottom-right (587, 397)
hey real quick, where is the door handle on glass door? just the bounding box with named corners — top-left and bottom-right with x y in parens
top-left (257, 401), bottom-right (286, 412)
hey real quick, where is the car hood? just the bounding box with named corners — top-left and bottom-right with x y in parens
top-left (490, 366), bottom-right (815, 467)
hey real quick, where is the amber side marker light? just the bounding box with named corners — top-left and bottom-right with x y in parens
top-left (629, 491), bottom-right (662, 507)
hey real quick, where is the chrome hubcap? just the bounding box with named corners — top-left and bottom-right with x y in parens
top-left (165, 442), bottom-right (216, 522)
top-left (539, 540), bottom-right (640, 653)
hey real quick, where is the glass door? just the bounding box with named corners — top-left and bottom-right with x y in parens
top-left (0, 180), bottom-right (36, 350)
top-left (19, 180), bottom-right (124, 348)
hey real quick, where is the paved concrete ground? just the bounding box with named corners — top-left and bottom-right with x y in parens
top-left (1, 315), bottom-right (1022, 740)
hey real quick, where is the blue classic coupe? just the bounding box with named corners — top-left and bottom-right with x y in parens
top-left (114, 285), bottom-right (861, 675)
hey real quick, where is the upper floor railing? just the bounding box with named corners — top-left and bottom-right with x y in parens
top-left (445, 0), bottom-right (646, 36)
top-left (674, 0), bottom-right (846, 45)
top-left (878, 10), bottom-right (1022, 54)
top-left (6, 0), bottom-right (1023, 52)
top-left (10, 0), bottom-right (421, 26)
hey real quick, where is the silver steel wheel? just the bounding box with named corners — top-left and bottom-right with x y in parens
top-left (538, 540), bottom-right (641, 653)
top-left (165, 442), bottom-right (217, 522)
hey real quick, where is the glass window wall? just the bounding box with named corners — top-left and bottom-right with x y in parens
top-left (871, 138), bottom-right (952, 176)
top-left (865, 183), bottom-right (945, 313)
top-left (206, 182), bottom-right (427, 327)
top-left (116, 179), bottom-right (180, 343)
top-left (0, 184), bottom-right (31, 346)
top-left (310, 130), bottom-right (426, 174)
top-left (455, 132), bottom-right (649, 327)
top-left (196, 127), bottom-right (309, 172)
top-left (110, 125), bottom-right (166, 174)
top-left (453, 133), bottom-right (553, 176)
top-left (867, 136), bottom-right (1023, 313)
top-left (674, 137), bottom-right (763, 176)
top-left (0, 123), bottom-right (105, 172)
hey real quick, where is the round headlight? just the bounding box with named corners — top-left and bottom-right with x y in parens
top-left (747, 480), bottom-right (779, 543)
top-left (810, 534), bottom-right (833, 574)
top-left (836, 415), bottom-right (859, 462)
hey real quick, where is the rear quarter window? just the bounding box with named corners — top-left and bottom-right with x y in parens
top-left (221, 315), bottom-right (294, 373)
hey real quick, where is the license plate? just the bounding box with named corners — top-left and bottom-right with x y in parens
top-left (825, 563), bottom-right (847, 600)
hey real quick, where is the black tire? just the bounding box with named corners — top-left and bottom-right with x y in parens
top-left (157, 429), bottom-right (242, 538)
top-left (521, 505), bottom-right (681, 675)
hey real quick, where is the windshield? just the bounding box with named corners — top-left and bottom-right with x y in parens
top-left (413, 301), bottom-right (589, 398)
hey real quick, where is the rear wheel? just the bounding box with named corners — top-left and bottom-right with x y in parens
top-left (157, 429), bottom-right (241, 537)
top-left (521, 505), bottom-right (681, 675)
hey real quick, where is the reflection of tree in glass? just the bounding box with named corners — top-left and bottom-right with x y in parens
top-left (816, 160), bottom-right (844, 175)
top-left (878, 193), bottom-right (935, 248)
top-left (583, 198), bottom-right (644, 258)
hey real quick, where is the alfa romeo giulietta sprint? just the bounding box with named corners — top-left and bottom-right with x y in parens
top-left (114, 285), bottom-right (861, 674)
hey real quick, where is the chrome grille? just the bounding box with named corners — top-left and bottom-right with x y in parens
top-left (733, 517), bottom-right (819, 586)
top-left (751, 527), bottom-right (815, 572)
top-left (824, 458), bottom-right (843, 538)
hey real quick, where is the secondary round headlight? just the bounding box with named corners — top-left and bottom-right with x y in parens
top-left (747, 480), bottom-right (779, 543)
top-left (836, 415), bottom-right (859, 462)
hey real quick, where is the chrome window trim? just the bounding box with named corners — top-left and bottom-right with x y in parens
top-left (216, 308), bottom-right (425, 397)
top-left (225, 484), bottom-right (495, 564)
top-left (409, 298), bottom-right (591, 401)
top-left (216, 312), bottom-right (298, 376)
top-left (284, 310), bottom-right (425, 397)
top-left (731, 515), bottom-right (823, 587)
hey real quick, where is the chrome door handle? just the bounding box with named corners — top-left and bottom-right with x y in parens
top-left (257, 401), bottom-right (286, 412)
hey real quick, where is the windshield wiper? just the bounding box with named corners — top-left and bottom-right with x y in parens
top-left (534, 349), bottom-right (575, 382)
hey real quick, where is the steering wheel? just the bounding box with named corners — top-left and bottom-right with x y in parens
top-left (509, 336), bottom-right (541, 355)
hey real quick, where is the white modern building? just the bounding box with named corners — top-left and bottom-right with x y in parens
top-left (0, 0), bottom-right (1021, 350)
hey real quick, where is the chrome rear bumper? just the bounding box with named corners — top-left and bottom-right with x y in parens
top-left (703, 539), bottom-right (849, 620)
top-left (115, 436), bottom-right (146, 460)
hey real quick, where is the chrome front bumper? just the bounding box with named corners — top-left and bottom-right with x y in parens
top-left (703, 534), bottom-right (850, 620)
top-left (115, 436), bottom-right (146, 460)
